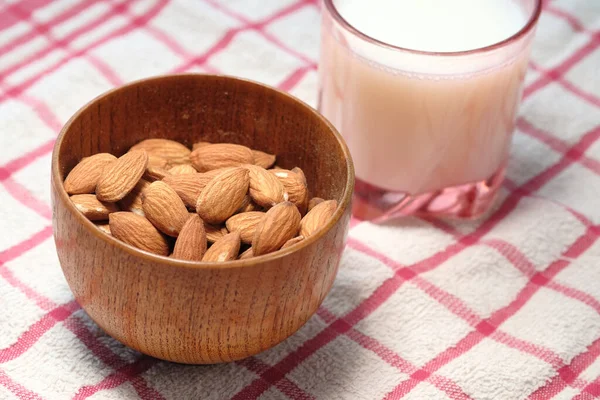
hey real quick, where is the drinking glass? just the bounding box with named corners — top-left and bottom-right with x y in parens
top-left (318, 0), bottom-right (542, 220)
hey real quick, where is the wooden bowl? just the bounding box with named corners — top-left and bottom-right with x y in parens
top-left (51, 74), bottom-right (354, 364)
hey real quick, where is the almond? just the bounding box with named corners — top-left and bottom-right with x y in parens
top-left (281, 235), bottom-right (304, 249)
top-left (308, 197), bottom-right (324, 211)
top-left (239, 247), bottom-right (254, 260)
top-left (109, 212), bottom-right (169, 256)
top-left (162, 173), bottom-right (205, 208)
top-left (192, 141), bottom-right (211, 151)
top-left (300, 200), bottom-right (337, 237)
top-left (71, 194), bottom-right (118, 221)
top-left (118, 179), bottom-right (151, 216)
top-left (190, 143), bottom-right (254, 172)
top-left (202, 232), bottom-right (241, 262)
top-left (95, 222), bottom-right (111, 235)
top-left (144, 166), bottom-right (171, 182)
top-left (162, 168), bottom-right (234, 202)
top-left (225, 211), bottom-right (266, 244)
top-left (169, 164), bottom-right (197, 175)
top-left (148, 155), bottom-right (169, 169)
top-left (252, 202), bottom-right (301, 256)
top-left (270, 169), bottom-right (308, 213)
top-left (291, 167), bottom-right (307, 185)
top-left (96, 150), bottom-right (148, 202)
top-left (64, 153), bottom-right (117, 195)
top-left (205, 223), bottom-right (228, 243)
top-left (130, 138), bottom-right (191, 165)
top-left (142, 181), bottom-right (189, 237)
top-left (237, 195), bottom-right (259, 213)
top-left (172, 214), bottom-right (207, 261)
top-left (245, 164), bottom-right (285, 208)
top-left (196, 167), bottom-right (249, 224)
top-left (201, 167), bottom-right (236, 181)
top-left (253, 150), bottom-right (276, 169)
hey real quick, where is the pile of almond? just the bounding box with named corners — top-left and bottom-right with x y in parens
top-left (64, 139), bottom-right (338, 262)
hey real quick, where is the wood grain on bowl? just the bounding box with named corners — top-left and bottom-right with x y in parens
top-left (51, 74), bottom-right (353, 364)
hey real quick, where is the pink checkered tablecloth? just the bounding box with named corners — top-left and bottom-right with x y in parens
top-left (0, 0), bottom-right (599, 399)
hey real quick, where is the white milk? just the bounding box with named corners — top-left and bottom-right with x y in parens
top-left (319, 0), bottom-right (537, 196)
top-left (334, 0), bottom-right (526, 53)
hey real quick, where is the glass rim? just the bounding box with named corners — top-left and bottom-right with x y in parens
top-left (323, 0), bottom-right (543, 57)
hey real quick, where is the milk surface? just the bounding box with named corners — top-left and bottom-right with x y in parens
top-left (333, 0), bottom-right (528, 52)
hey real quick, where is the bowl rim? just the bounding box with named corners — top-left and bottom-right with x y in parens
top-left (51, 73), bottom-right (355, 270)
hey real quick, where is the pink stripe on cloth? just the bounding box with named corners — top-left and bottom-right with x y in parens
top-left (345, 326), bottom-right (474, 400)
top-left (0, 92), bottom-right (60, 179)
top-left (237, 358), bottom-right (316, 400)
top-left (0, 0), bottom-right (53, 32)
top-left (6, 1), bottom-right (126, 97)
top-left (202, 0), bottom-right (319, 65)
top-left (505, 175), bottom-right (600, 238)
top-left (173, 28), bottom-right (240, 73)
top-left (1, 177), bottom-right (52, 220)
top-left (384, 227), bottom-right (597, 398)
top-left (349, 236), bottom-right (567, 369)
top-left (0, 0), bottom-right (169, 103)
top-left (0, 9), bottom-right (23, 33)
top-left (73, 356), bottom-right (163, 400)
top-left (514, 118), bottom-right (566, 156)
top-left (509, 124), bottom-right (600, 202)
top-left (122, 9), bottom-right (221, 78)
top-left (524, 32), bottom-right (600, 99)
top-left (529, 61), bottom-right (600, 109)
top-left (0, 0), bottom-right (130, 82)
top-left (0, 225), bottom-right (53, 265)
top-left (0, 300), bottom-right (79, 363)
top-left (341, 165), bottom-right (600, 399)
top-left (518, 118), bottom-right (600, 182)
top-left (278, 65), bottom-right (313, 92)
top-left (219, 0), bottom-right (315, 31)
top-left (574, 377), bottom-right (600, 399)
top-left (317, 304), bottom-right (473, 400)
top-left (529, 337), bottom-right (600, 399)
top-left (481, 239), bottom-right (538, 277)
top-left (0, 140), bottom-right (55, 181)
top-left (414, 275), bottom-right (564, 368)
top-left (546, 281), bottom-right (600, 316)
top-left (0, 262), bottom-right (55, 311)
top-left (491, 330), bottom-right (564, 369)
top-left (62, 316), bottom-right (163, 400)
top-left (352, 217), bottom-right (598, 379)
top-left (545, 4), bottom-right (589, 33)
top-left (13, 93), bottom-right (63, 132)
top-left (62, 317), bottom-right (128, 372)
top-left (0, 369), bottom-right (44, 400)
top-left (83, 53), bottom-right (122, 87)
top-left (232, 325), bottom-right (342, 400)
top-left (175, 0), bottom-right (315, 73)
top-left (0, 0), bottom-right (97, 56)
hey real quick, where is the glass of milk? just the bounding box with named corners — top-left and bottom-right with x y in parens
top-left (318, 0), bottom-right (542, 220)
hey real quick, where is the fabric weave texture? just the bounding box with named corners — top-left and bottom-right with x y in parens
top-left (0, 0), bottom-right (599, 399)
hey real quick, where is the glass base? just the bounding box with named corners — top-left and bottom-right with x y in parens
top-left (352, 166), bottom-right (505, 222)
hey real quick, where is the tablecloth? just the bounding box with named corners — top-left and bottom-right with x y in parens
top-left (0, 0), bottom-right (599, 399)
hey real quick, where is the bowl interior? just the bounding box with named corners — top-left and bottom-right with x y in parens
top-left (55, 74), bottom-right (352, 206)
